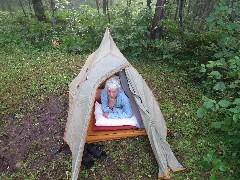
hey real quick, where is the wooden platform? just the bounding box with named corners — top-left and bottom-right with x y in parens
top-left (85, 105), bottom-right (147, 143)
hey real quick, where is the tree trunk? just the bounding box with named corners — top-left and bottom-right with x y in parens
top-left (179, 0), bottom-right (184, 33)
top-left (198, 0), bottom-right (212, 30)
top-left (49, 0), bottom-right (56, 30)
top-left (32, 0), bottom-right (46, 22)
top-left (127, 0), bottom-right (131, 7)
top-left (174, 0), bottom-right (179, 20)
top-left (229, 0), bottom-right (236, 22)
top-left (103, 0), bottom-right (107, 14)
top-left (106, 0), bottom-right (111, 23)
top-left (187, 0), bottom-right (191, 13)
top-left (6, 0), bottom-right (13, 17)
top-left (147, 0), bottom-right (151, 9)
top-left (18, 0), bottom-right (27, 17)
top-left (189, 0), bottom-right (199, 32)
top-left (0, 0), bottom-right (6, 11)
top-left (150, 0), bottom-right (166, 40)
top-left (96, 0), bottom-right (100, 15)
top-left (28, 0), bottom-right (33, 12)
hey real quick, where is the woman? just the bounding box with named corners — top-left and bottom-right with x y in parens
top-left (100, 75), bottom-right (133, 119)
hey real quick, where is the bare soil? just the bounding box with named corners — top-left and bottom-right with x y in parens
top-left (0, 94), bottom-right (69, 174)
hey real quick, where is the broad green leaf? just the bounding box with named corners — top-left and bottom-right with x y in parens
top-left (210, 172), bottom-right (219, 180)
top-left (233, 98), bottom-right (240, 105)
top-left (228, 107), bottom-right (240, 113)
top-left (209, 23), bottom-right (215, 30)
top-left (233, 114), bottom-right (239, 123)
top-left (197, 108), bottom-right (207, 118)
top-left (213, 159), bottom-right (228, 171)
top-left (223, 117), bottom-right (232, 126)
top-left (211, 121), bottom-right (222, 128)
top-left (206, 16), bottom-right (215, 23)
top-left (203, 101), bottom-right (214, 109)
top-left (218, 100), bottom-right (231, 108)
top-left (219, 58), bottom-right (227, 67)
top-left (227, 8), bottom-right (233, 15)
top-left (214, 52), bottom-right (222, 58)
top-left (210, 71), bottom-right (222, 79)
top-left (235, 56), bottom-right (240, 66)
top-left (199, 160), bottom-right (211, 171)
top-left (200, 67), bottom-right (206, 73)
top-left (202, 96), bottom-right (211, 101)
top-left (205, 152), bottom-right (216, 162)
top-left (206, 61), bottom-right (216, 68)
top-left (213, 82), bottom-right (226, 91)
top-left (217, 19), bottom-right (224, 25)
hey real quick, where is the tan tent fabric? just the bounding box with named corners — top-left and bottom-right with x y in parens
top-left (64, 29), bottom-right (185, 179)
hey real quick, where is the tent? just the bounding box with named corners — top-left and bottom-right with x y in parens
top-left (64, 29), bottom-right (185, 179)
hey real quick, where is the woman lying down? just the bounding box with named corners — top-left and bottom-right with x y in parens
top-left (83, 75), bottom-right (139, 169)
top-left (94, 75), bottom-right (140, 127)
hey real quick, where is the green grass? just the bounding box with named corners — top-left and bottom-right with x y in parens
top-left (0, 47), bottom-right (239, 179)
top-left (0, 48), bottom-right (84, 118)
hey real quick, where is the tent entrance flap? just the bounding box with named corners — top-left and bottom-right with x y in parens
top-left (85, 102), bottom-right (147, 143)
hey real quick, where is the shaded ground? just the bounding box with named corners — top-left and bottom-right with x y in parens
top-left (0, 94), bottom-right (68, 174)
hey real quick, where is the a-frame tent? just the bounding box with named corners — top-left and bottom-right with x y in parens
top-left (64, 29), bottom-right (185, 179)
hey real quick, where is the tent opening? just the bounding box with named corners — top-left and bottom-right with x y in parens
top-left (85, 69), bottom-right (147, 143)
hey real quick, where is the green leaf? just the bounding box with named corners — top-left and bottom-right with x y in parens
top-left (206, 16), bottom-right (215, 23)
top-left (210, 172), bottom-right (219, 180)
top-left (228, 107), bottom-right (240, 113)
top-left (210, 71), bottom-right (222, 79)
top-left (213, 159), bottom-right (228, 171)
top-left (211, 121), bottom-right (222, 128)
top-left (223, 117), bottom-right (232, 126)
top-left (214, 52), bottom-right (222, 58)
top-left (199, 160), bottom-right (211, 171)
top-left (218, 100), bottom-right (231, 108)
top-left (209, 23), bottom-right (215, 30)
top-left (204, 152), bottom-right (216, 162)
top-left (202, 96), bottom-right (211, 101)
top-left (217, 19), bottom-right (224, 25)
top-left (233, 114), bottom-right (239, 123)
top-left (213, 82), bottom-right (226, 91)
top-left (206, 61), bottom-right (215, 68)
top-left (233, 98), bottom-right (240, 105)
top-left (197, 108), bottom-right (207, 118)
top-left (200, 67), bottom-right (207, 73)
top-left (203, 101), bottom-right (214, 109)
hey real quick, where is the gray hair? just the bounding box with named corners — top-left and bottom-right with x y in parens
top-left (105, 75), bottom-right (121, 91)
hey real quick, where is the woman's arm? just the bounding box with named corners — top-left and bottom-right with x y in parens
top-left (100, 89), bottom-right (113, 113)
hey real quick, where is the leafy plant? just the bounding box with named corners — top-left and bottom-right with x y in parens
top-left (197, 1), bottom-right (240, 178)
top-left (200, 151), bottom-right (229, 180)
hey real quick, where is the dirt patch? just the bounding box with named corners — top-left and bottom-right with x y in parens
top-left (0, 94), bottom-right (68, 173)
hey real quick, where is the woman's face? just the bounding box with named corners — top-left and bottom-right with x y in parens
top-left (107, 88), bottom-right (119, 99)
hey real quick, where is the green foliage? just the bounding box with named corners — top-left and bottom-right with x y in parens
top-left (200, 152), bottom-right (228, 171)
top-left (197, 1), bottom-right (240, 178)
top-left (0, 11), bottom-right (53, 50)
top-left (200, 151), bottom-right (229, 179)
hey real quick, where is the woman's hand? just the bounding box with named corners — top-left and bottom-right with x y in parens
top-left (103, 112), bottom-right (109, 118)
top-left (108, 97), bottom-right (116, 109)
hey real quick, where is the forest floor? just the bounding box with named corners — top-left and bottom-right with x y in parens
top-left (0, 48), bottom-right (237, 179)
